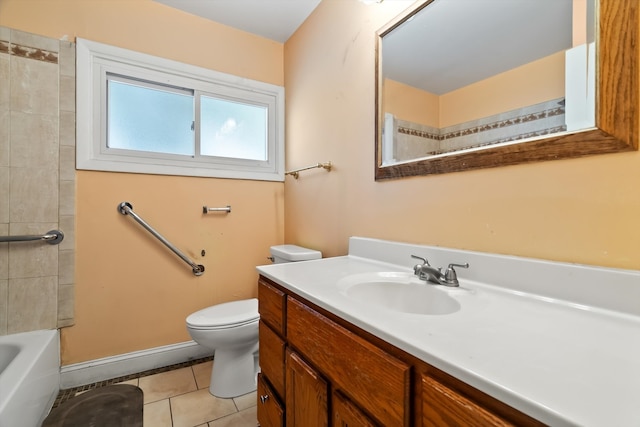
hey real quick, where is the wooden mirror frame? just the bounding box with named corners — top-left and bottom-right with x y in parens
top-left (375, 0), bottom-right (638, 180)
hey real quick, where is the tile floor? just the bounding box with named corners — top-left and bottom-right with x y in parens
top-left (56, 358), bottom-right (258, 427)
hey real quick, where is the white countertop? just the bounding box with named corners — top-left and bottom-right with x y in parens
top-left (257, 237), bottom-right (640, 427)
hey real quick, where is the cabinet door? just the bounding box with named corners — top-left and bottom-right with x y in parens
top-left (257, 373), bottom-right (284, 427)
top-left (286, 349), bottom-right (328, 427)
top-left (287, 297), bottom-right (409, 426)
top-left (422, 375), bottom-right (512, 427)
top-left (333, 390), bottom-right (378, 427)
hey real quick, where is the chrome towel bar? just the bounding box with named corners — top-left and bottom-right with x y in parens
top-left (118, 202), bottom-right (204, 276)
top-left (285, 161), bottom-right (332, 179)
top-left (0, 230), bottom-right (64, 245)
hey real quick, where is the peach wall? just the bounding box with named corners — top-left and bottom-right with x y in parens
top-left (440, 52), bottom-right (565, 127)
top-left (0, 0), bottom-right (283, 86)
top-left (384, 51), bottom-right (564, 129)
top-left (70, 172), bottom-right (283, 362)
top-left (1, 0), bottom-right (285, 364)
top-left (383, 78), bottom-right (439, 127)
top-left (284, 0), bottom-right (640, 270)
top-left (573, 0), bottom-right (588, 46)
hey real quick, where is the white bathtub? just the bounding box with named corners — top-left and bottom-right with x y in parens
top-left (0, 330), bottom-right (60, 427)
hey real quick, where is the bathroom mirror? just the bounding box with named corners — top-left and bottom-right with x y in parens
top-left (375, 0), bottom-right (638, 180)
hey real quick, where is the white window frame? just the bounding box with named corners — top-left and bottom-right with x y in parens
top-left (76, 38), bottom-right (285, 181)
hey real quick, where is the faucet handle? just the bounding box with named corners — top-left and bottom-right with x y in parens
top-left (448, 263), bottom-right (469, 269)
top-left (442, 263), bottom-right (469, 286)
top-left (410, 255), bottom-right (430, 275)
top-left (410, 255), bottom-right (430, 266)
top-left (411, 255), bottom-right (429, 276)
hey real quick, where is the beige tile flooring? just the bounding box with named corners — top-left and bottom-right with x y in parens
top-left (79, 360), bottom-right (257, 427)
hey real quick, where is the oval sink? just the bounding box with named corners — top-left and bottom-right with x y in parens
top-left (337, 272), bottom-right (460, 315)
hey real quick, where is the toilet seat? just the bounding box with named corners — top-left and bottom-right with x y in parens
top-left (186, 298), bottom-right (259, 330)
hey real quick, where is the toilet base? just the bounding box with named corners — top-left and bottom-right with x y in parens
top-left (209, 347), bottom-right (259, 398)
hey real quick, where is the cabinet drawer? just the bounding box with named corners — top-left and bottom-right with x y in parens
top-left (259, 278), bottom-right (286, 336)
top-left (422, 374), bottom-right (512, 427)
top-left (287, 297), bottom-right (410, 427)
top-left (259, 320), bottom-right (285, 398)
top-left (258, 373), bottom-right (284, 427)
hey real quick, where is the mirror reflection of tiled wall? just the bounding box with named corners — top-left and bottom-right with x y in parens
top-left (391, 98), bottom-right (566, 162)
top-left (0, 26), bottom-right (76, 335)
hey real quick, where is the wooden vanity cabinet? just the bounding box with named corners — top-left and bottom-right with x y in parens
top-left (258, 278), bottom-right (286, 336)
top-left (286, 296), bottom-right (410, 426)
top-left (421, 374), bottom-right (511, 426)
top-left (419, 365), bottom-right (545, 427)
top-left (259, 277), bottom-right (385, 426)
top-left (259, 321), bottom-right (285, 397)
top-left (258, 278), bottom-right (286, 427)
top-left (257, 373), bottom-right (284, 427)
top-left (332, 390), bottom-right (379, 427)
top-left (257, 275), bottom-right (544, 427)
top-left (285, 349), bottom-right (328, 427)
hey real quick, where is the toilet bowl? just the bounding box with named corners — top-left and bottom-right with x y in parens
top-left (186, 244), bottom-right (321, 398)
top-left (186, 298), bottom-right (259, 398)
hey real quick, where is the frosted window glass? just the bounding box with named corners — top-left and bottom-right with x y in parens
top-left (200, 96), bottom-right (267, 161)
top-left (108, 79), bottom-right (194, 155)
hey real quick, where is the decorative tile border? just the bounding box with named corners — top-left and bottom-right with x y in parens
top-left (0, 38), bottom-right (58, 64)
top-left (442, 105), bottom-right (565, 141)
top-left (397, 127), bottom-right (440, 140)
top-left (395, 98), bottom-right (566, 157)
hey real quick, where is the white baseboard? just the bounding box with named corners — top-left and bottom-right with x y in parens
top-left (60, 340), bottom-right (212, 389)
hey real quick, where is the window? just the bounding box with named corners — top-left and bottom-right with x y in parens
top-left (76, 38), bottom-right (284, 181)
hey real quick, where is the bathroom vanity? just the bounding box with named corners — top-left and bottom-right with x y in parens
top-left (256, 237), bottom-right (640, 426)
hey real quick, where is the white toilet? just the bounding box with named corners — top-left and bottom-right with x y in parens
top-left (269, 244), bottom-right (322, 264)
top-left (186, 244), bottom-right (321, 398)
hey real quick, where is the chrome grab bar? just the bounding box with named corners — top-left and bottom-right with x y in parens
top-left (0, 230), bottom-right (64, 245)
top-left (118, 202), bottom-right (205, 276)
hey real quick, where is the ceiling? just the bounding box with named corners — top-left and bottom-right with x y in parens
top-left (151, 0), bottom-right (588, 96)
top-left (383, 0), bottom-right (578, 95)
top-left (153, 0), bottom-right (322, 43)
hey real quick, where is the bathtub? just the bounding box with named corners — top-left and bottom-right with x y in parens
top-left (0, 330), bottom-right (60, 427)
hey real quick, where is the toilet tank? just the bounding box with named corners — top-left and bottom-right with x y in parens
top-left (270, 244), bottom-right (322, 263)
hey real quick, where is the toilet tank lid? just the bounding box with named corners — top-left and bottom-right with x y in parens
top-left (270, 244), bottom-right (322, 261)
top-left (186, 298), bottom-right (258, 328)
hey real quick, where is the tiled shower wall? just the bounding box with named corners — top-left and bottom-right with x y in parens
top-left (0, 26), bottom-right (75, 335)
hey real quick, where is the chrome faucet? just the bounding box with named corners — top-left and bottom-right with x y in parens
top-left (411, 255), bottom-right (468, 287)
